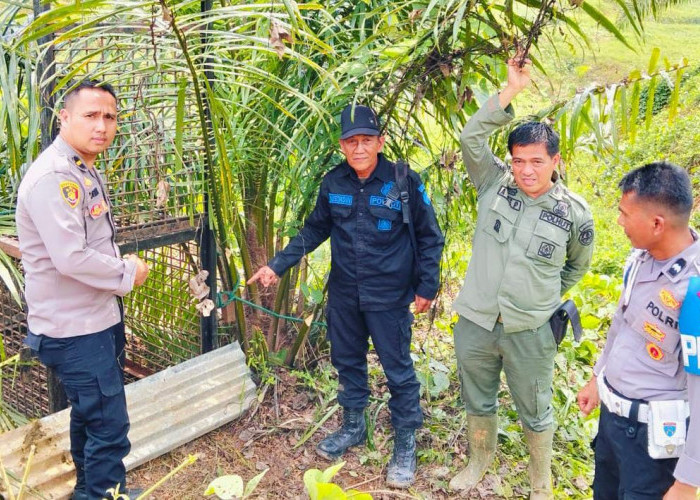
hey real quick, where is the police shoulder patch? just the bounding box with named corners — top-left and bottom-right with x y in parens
top-left (578, 221), bottom-right (594, 246)
top-left (59, 181), bottom-right (81, 208)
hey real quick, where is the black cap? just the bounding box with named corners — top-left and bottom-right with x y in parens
top-left (340, 104), bottom-right (380, 140)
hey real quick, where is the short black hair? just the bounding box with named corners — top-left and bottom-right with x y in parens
top-left (63, 79), bottom-right (117, 107)
top-left (508, 121), bottom-right (560, 157)
top-left (619, 161), bottom-right (693, 218)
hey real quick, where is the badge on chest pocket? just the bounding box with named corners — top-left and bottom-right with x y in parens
top-left (89, 199), bottom-right (109, 219)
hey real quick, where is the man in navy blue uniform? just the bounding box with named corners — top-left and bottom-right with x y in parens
top-left (249, 104), bottom-right (444, 488)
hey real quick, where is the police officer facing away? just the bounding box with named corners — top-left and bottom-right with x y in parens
top-left (16, 81), bottom-right (149, 499)
top-left (248, 104), bottom-right (444, 487)
top-left (578, 162), bottom-right (700, 499)
top-left (449, 57), bottom-right (594, 498)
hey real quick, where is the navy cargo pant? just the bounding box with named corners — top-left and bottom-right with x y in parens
top-left (593, 404), bottom-right (677, 499)
top-left (326, 303), bottom-right (423, 430)
top-left (30, 323), bottom-right (130, 500)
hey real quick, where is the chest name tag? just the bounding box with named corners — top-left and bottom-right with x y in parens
top-left (370, 196), bottom-right (400, 211)
top-left (329, 193), bottom-right (353, 206)
top-left (678, 276), bottom-right (700, 375)
top-left (539, 210), bottom-right (572, 232)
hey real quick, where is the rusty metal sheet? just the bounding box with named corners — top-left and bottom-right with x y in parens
top-left (0, 342), bottom-right (255, 499)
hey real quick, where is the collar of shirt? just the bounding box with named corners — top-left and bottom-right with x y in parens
top-left (635, 229), bottom-right (700, 284)
top-left (339, 153), bottom-right (394, 184)
top-left (53, 135), bottom-right (88, 171)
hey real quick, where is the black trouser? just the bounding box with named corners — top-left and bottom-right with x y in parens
top-left (34, 324), bottom-right (131, 500)
top-left (593, 404), bottom-right (677, 500)
top-left (326, 304), bottom-right (423, 430)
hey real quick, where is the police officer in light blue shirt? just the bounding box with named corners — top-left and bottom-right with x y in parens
top-left (248, 104), bottom-right (444, 488)
top-left (16, 81), bottom-right (149, 500)
top-left (578, 162), bottom-right (700, 499)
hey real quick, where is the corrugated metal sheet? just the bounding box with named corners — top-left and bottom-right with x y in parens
top-left (0, 342), bottom-right (255, 499)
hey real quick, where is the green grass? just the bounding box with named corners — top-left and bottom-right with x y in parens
top-left (517, 0), bottom-right (700, 115)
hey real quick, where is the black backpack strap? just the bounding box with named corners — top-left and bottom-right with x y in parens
top-left (386, 160), bottom-right (420, 273)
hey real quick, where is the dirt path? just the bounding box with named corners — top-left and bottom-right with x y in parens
top-left (128, 364), bottom-right (515, 499)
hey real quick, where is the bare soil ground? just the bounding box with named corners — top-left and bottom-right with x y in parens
top-left (128, 362), bottom-right (524, 500)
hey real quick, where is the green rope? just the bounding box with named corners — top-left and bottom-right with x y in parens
top-left (216, 280), bottom-right (327, 329)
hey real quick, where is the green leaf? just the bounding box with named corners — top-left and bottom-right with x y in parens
top-left (320, 461), bottom-right (346, 483)
top-left (243, 469), bottom-right (269, 498)
top-left (647, 47), bottom-right (661, 74)
top-left (580, 314), bottom-right (601, 329)
top-left (580, 1), bottom-right (634, 51)
top-left (204, 475), bottom-right (244, 499)
top-left (304, 468), bottom-right (324, 499)
top-left (316, 482), bottom-right (347, 500)
top-left (346, 489), bottom-right (372, 499)
top-left (430, 371), bottom-right (450, 397)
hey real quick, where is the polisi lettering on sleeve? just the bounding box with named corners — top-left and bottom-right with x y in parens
top-left (678, 275), bottom-right (700, 375)
top-left (329, 193), bottom-right (353, 206)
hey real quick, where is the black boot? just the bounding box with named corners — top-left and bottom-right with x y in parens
top-left (316, 408), bottom-right (367, 460)
top-left (386, 428), bottom-right (416, 488)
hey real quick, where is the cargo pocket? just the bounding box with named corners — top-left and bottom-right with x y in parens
top-left (97, 364), bottom-right (129, 426)
top-left (97, 364), bottom-right (123, 398)
top-left (483, 195), bottom-right (518, 243)
top-left (526, 219), bottom-right (567, 267)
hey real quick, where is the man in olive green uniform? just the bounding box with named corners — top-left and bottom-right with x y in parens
top-left (449, 58), bottom-right (594, 498)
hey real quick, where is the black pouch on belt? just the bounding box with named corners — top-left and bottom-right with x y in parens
top-left (549, 299), bottom-right (583, 347)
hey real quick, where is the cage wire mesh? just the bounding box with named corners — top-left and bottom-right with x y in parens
top-left (0, 260), bottom-right (49, 418)
top-left (0, 18), bottom-right (220, 418)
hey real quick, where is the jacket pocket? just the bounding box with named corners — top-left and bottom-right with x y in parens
top-left (368, 204), bottom-right (402, 247)
top-left (329, 204), bottom-right (353, 223)
top-left (483, 195), bottom-right (519, 243)
top-left (526, 219), bottom-right (568, 267)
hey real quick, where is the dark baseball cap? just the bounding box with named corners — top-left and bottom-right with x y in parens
top-left (340, 104), bottom-right (380, 140)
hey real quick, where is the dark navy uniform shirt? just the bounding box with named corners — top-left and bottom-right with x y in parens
top-left (268, 154), bottom-right (444, 311)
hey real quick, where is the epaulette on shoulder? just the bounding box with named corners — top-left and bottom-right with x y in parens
top-left (562, 188), bottom-right (592, 214)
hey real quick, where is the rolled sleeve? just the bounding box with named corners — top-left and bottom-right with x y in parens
top-left (115, 258), bottom-right (137, 297)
